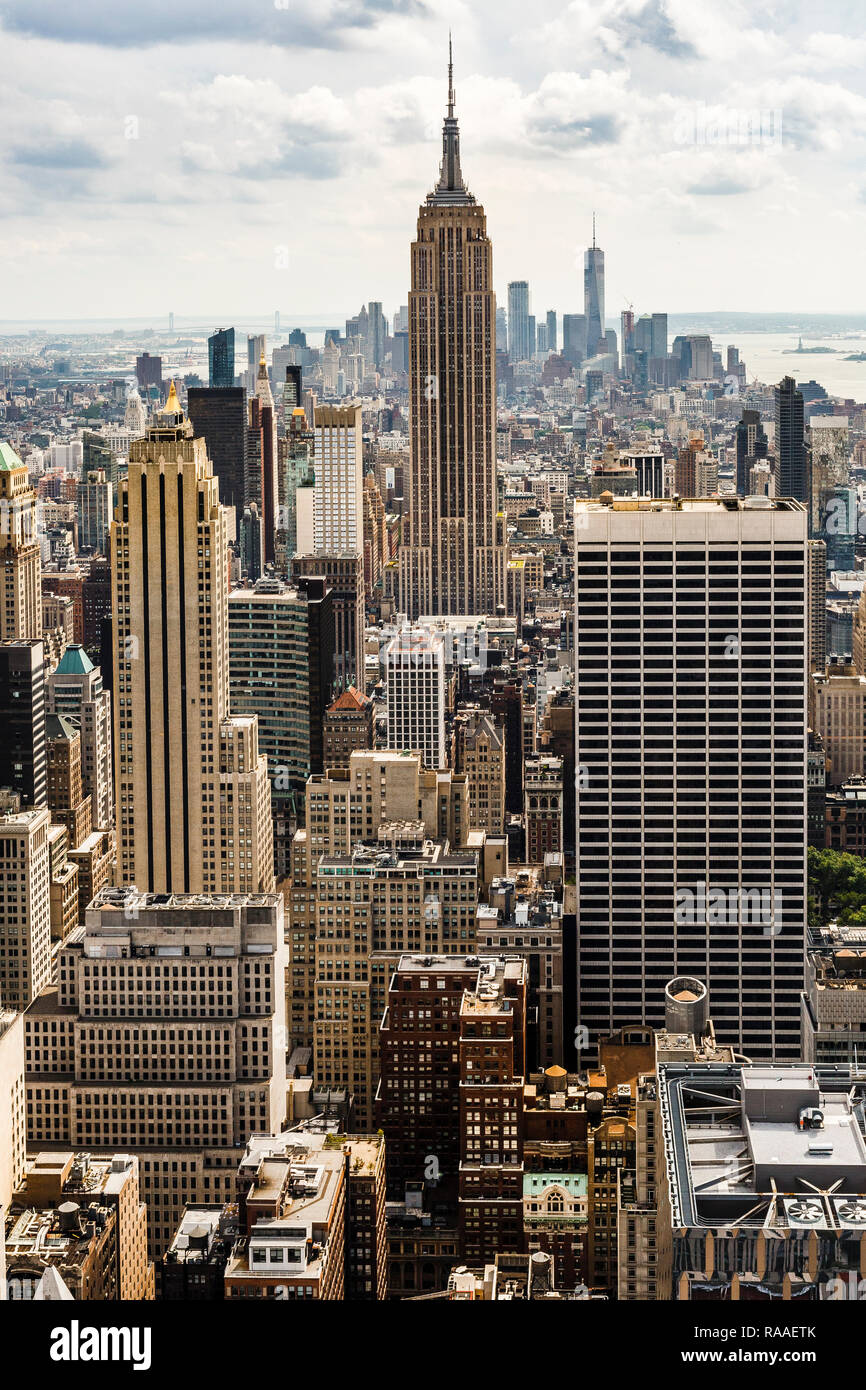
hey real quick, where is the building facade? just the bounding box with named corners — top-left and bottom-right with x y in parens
top-left (574, 496), bottom-right (807, 1060)
top-left (25, 889), bottom-right (287, 1257)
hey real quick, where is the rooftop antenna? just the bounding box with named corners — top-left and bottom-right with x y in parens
top-left (592, 211), bottom-right (597, 250)
top-left (448, 31), bottom-right (454, 118)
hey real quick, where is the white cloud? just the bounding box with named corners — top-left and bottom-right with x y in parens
top-left (0, 0), bottom-right (864, 316)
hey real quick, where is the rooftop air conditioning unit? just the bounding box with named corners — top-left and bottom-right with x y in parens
top-left (835, 1200), bottom-right (866, 1228)
top-left (798, 1106), bottom-right (824, 1131)
top-left (785, 1199), bottom-right (824, 1227)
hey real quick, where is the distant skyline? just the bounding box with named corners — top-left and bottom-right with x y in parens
top-left (5, 312), bottom-right (866, 335)
top-left (1, 0), bottom-right (865, 319)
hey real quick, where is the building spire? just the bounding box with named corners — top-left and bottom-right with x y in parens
top-left (592, 211), bottom-right (596, 249)
top-left (448, 31), bottom-right (454, 118)
top-left (159, 380), bottom-right (183, 418)
top-left (428, 34), bottom-right (475, 206)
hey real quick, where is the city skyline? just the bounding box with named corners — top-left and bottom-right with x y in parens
top-left (1, 1), bottom-right (866, 319)
top-left (2, 0), bottom-right (866, 1329)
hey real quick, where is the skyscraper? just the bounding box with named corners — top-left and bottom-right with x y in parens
top-left (76, 469), bottom-right (113, 554)
top-left (398, 42), bottom-right (506, 618)
top-left (291, 552), bottom-right (365, 693)
top-left (546, 309), bottom-right (557, 354)
top-left (562, 314), bottom-right (587, 366)
top-left (135, 353), bottom-right (162, 392)
top-left (208, 327), bottom-right (235, 388)
top-left (583, 220), bottom-right (605, 358)
top-left (239, 503), bottom-right (264, 582)
top-left (252, 351), bottom-right (278, 566)
top-left (312, 404), bottom-right (363, 554)
top-left (507, 281), bottom-right (530, 363)
top-left (457, 957), bottom-right (527, 1263)
top-left (377, 953), bottom-right (484, 1202)
top-left (0, 803), bottom-right (51, 1011)
top-left (276, 406), bottom-right (313, 573)
top-left (228, 574), bottom-right (334, 875)
top-left (0, 640), bottom-right (45, 808)
top-left (651, 312), bottom-right (668, 359)
top-left (574, 495), bottom-right (807, 1061)
top-left (620, 308), bottom-right (635, 363)
top-left (367, 301), bottom-right (386, 370)
top-left (46, 644), bottom-right (113, 830)
top-left (124, 388), bottom-right (147, 438)
top-left (809, 414), bottom-right (849, 535)
top-left (808, 538), bottom-right (827, 674)
top-left (246, 334), bottom-right (265, 389)
top-left (0, 443), bottom-right (41, 643)
top-left (496, 306), bottom-right (507, 353)
top-left (385, 626), bottom-right (446, 770)
top-left (735, 408), bottom-right (769, 496)
top-left (775, 375), bottom-right (807, 502)
top-left (186, 386), bottom-right (249, 520)
top-left (673, 334), bottom-right (713, 381)
top-left (0, 1007), bottom-right (26, 1294)
top-left (111, 384), bottom-right (273, 894)
top-left (303, 836), bottom-right (479, 1129)
top-left (281, 363), bottom-right (303, 411)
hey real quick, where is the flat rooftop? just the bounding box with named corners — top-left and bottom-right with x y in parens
top-left (575, 496), bottom-right (806, 513)
top-left (393, 953), bottom-right (489, 975)
top-left (461, 958), bottom-right (525, 1016)
top-left (90, 887), bottom-right (281, 912)
top-left (659, 1063), bottom-right (866, 1230)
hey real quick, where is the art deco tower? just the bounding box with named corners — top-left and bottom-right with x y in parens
top-left (0, 443), bottom-right (41, 641)
top-left (398, 42), bottom-right (506, 618)
top-left (111, 384), bottom-right (273, 893)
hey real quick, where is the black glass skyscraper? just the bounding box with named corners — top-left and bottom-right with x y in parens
top-left (187, 386), bottom-right (248, 515)
top-left (282, 364), bottom-right (302, 411)
top-left (735, 408), bottom-right (769, 496)
top-left (775, 375), bottom-right (807, 501)
top-left (0, 639), bottom-right (46, 807)
top-left (208, 327), bottom-right (235, 388)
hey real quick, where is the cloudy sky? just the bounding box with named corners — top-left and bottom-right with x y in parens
top-left (1, 0), bottom-right (865, 323)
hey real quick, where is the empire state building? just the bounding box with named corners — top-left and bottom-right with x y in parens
top-left (398, 43), bottom-right (507, 618)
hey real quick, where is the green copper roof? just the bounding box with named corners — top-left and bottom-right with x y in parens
top-left (523, 1172), bottom-right (587, 1197)
top-left (0, 442), bottom-right (25, 471)
top-left (54, 644), bottom-right (94, 676)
